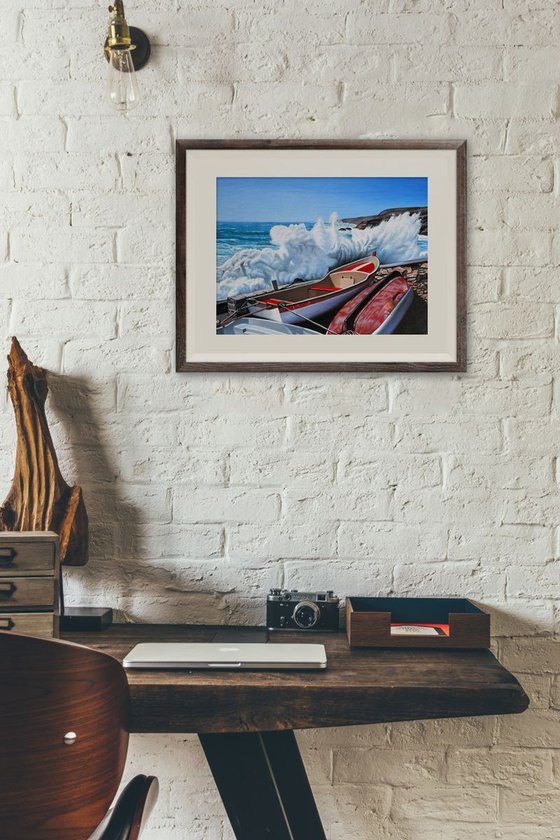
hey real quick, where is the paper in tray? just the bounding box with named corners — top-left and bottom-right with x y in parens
top-left (390, 623), bottom-right (450, 637)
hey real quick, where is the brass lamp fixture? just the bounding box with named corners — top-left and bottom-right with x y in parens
top-left (104, 1), bottom-right (150, 112)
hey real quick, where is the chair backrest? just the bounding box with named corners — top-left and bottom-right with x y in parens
top-left (0, 630), bottom-right (130, 840)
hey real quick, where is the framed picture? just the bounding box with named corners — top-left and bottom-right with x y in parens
top-left (176, 140), bottom-right (466, 372)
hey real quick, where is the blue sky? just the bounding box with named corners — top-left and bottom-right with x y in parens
top-left (217, 177), bottom-right (428, 223)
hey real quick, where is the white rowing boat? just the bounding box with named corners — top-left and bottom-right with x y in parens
top-left (218, 318), bottom-right (320, 336)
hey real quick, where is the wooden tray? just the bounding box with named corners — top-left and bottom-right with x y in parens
top-left (346, 597), bottom-right (490, 649)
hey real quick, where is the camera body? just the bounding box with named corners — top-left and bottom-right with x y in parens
top-left (267, 589), bottom-right (340, 632)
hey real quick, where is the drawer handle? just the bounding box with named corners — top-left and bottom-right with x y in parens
top-left (0, 548), bottom-right (17, 569)
top-left (0, 583), bottom-right (16, 599)
top-left (0, 619), bottom-right (15, 630)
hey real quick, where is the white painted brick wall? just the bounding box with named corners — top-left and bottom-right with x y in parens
top-left (1, 0), bottom-right (560, 836)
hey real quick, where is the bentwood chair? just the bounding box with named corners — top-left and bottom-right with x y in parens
top-left (0, 630), bottom-right (158, 840)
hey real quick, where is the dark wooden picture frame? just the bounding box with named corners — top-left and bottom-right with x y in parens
top-left (176, 139), bottom-right (466, 373)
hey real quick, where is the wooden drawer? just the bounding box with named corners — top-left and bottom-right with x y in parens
top-left (0, 533), bottom-right (58, 577)
top-left (0, 612), bottom-right (58, 638)
top-left (0, 577), bottom-right (56, 610)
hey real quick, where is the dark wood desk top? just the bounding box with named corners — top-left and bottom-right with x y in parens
top-left (65, 624), bottom-right (529, 734)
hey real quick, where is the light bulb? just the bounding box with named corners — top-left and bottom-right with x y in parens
top-left (106, 48), bottom-right (140, 112)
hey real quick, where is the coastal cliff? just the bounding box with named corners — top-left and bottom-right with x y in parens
top-left (342, 206), bottom-right (428, 236)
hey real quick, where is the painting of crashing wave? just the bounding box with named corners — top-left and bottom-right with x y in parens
top-left (216, 177), bottom-right (428, 336)
top-left (176, 140), bottom-right (466, 372)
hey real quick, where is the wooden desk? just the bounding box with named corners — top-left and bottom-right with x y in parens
top-left (66, 625), bottom-right (529, 840)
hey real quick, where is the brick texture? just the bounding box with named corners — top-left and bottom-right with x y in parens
top-left (2, 0), bottom-right (560, 837)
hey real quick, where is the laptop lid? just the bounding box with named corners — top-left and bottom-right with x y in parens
top-left (123, 642), bottom-right (327, 670)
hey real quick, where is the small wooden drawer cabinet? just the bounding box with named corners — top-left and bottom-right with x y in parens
top-left (0, 532), bottom-right (60, 638)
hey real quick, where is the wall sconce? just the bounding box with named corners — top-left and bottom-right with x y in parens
top-left (104, 1), bottom-right (151, 112)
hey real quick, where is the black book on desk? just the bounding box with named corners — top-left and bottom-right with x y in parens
top-left (60, 607), bottom-right (113, 632)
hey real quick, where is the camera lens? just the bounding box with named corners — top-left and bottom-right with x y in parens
top-left (293, 600), bottom-right (320, 629)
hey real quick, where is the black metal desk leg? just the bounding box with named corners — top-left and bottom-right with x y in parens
top-left (199, 730), bottom-right (327, 840)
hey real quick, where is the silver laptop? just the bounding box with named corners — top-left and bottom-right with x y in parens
top-left (123, 642), bottom-right (327, 670)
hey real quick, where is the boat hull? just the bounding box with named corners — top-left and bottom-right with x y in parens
top-left (242, 254), bottom-right (381, 326)
top-left (219, 318), bottom-right (319, 336)
top-left (353, 278), bottom-right (414, 335)
top-left (371, 286), bottom-right (415, 334)
top-left (327, 274), bottom-right (416, 335)
top-left (252, 277), bottom-right (373, 325)
top-left (328, 283), bottom-right (382, 334)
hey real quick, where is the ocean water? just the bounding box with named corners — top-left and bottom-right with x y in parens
top-left (216, 213), bottom-right (428, 300)
top-left (217, 221), bottom-right (311, 265)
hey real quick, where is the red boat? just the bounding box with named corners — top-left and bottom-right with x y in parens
top-left (236, 254), bottom-right (381, 325)
top-left (327, 272), bottom-right (415, 335)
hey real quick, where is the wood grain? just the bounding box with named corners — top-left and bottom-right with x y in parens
top-left (0, 630), bottom-right (129, 840)
top-left (176, 140), bottom-right (187, 373)
top-left (0, 338), bottom-right (88, 566)
top-left (0, 533), bottom-right (58, 576)
top-left (0, 576), bottom-right (55, 609)
top-left (175, 139), bottom-right (467, 373)
top-left (0, 611), bottom-right (56, 636)
top-left (345, 597), bottom-right (491, 649)
top-left (66, 624), bottom-right (529, 734)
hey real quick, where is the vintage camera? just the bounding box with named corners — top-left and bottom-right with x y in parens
top-left (267, 589), bottom-right (340, 631)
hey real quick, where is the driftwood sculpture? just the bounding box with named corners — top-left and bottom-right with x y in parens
top-left (0, 338), bottom-right (88, 566)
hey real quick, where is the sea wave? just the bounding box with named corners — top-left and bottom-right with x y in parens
top-left (217, 211), bottom-right (426, 299)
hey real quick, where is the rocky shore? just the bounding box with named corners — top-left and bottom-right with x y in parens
top-left (342, 206), bottom-right (428, 237)
top-left (406, 261), bottom-right (428, 302)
